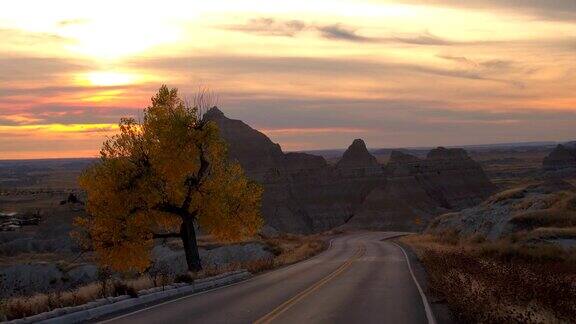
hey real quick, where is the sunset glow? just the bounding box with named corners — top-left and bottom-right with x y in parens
top-left (82, 72), bottom-right (137, 86)
top-left (1, 0), bottom-right (575, 159)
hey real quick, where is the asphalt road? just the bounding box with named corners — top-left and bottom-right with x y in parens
top-left (102, 232), bottom-right (435, 324)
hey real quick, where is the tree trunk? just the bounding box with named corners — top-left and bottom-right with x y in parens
top-left (180, 218), bottom-right (202, 272)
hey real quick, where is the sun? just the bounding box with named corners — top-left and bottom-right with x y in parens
top-left (84, 71), bottom-right (136, 86)
top-left (61, 17), bottom-right (181, 60)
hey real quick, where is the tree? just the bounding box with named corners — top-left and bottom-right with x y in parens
top-left (75, 85), bottom-right (263, 273)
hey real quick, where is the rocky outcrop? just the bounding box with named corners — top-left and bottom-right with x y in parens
top-left (347, 179), bottom-right (445, 231)
top-left (348, 148), bottom-right (495, 231)
top-left (426, 180), bottom-right (576, 240)
top-left (204, 107), bottom-right (286, 181)
top-left (205, 108), bottom-right (385, 233)
top-left (337, 139), bottom-right (379, 168)
top-left (284, 152), bottom-right (327, 174)
top-left (388, 150), bottom-right (420, 165)
top-left (418, 147), bottom-right (496, 209)
top-left (205, 108), bottom-right (495, 233)
top-left (335, 139), bottom-right (384, 178)
top-left (543, 143), bottom-right (576, 172)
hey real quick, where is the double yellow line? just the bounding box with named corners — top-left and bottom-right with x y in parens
top-left (254, 244), bottom-right (366, 324)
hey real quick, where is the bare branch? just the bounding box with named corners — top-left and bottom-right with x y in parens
top-left (192, 86), bottom-right (220, 118)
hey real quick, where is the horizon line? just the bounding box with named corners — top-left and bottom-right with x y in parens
top-left (0, 139), bottom-right (568, 162)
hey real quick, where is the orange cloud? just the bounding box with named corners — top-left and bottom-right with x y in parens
top-left (1, 0), bottom-right (575, 158)
top-left (261, 127), bottom-right (366, 135)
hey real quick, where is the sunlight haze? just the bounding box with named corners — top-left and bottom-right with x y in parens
top-left (1, 0), bottom-right (575, 159)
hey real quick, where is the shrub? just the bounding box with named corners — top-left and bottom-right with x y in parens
top-left (112, 281), bottom-right (138, 298)
top-left (263, 243), bottom-right (282, 256)
top-left (174, 273), bottom-right (195, 284)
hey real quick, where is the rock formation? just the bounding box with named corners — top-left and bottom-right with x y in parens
top-left (543, 143), bottom-right (576, 172)
top-left (336, 139), bottom-right (381, 173)
top-left (204, 107), bottom-right (287, 181)
top-left (205, 107), bottom-right (495, 233)
top-left (418, 147), bottom-right (496, 209)
top-left (284, 152), bottom-right (327, 174)
top-left (426, 180), bottom-right (576, 241)
top-left (348, 148), bottom-right (495, 231)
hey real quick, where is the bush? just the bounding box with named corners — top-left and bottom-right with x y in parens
top-left (263, 243), bottom-right (282, 256)
top-left (112, 281), bottom-right (138, 298)
top-left (174, 273), bottom-right (195, 284)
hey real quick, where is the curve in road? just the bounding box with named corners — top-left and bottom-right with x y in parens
top-left (101, 232), bottom-right (435, 324)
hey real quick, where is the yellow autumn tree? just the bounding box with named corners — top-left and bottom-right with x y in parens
top-left (76, 85), bottom-right (263, 273)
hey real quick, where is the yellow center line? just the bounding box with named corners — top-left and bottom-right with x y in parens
top-left (254, 244), bottom-right (366, 324)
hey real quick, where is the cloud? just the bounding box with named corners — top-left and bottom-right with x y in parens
top-left (438, 55), bottom-right (514, 70)
top-left (0, 123), bottom-right (118, 134)
top-left (0, 114), bottom-right (42, 125)
top-left (320, 26), bottom-right (461, 45)
top-left (222, 18), bottom-right (307, 37)
top-left (58, 19), bottom-right (88, 26)
top-left (128, 54), bottom-right (524, 87)
top-left (392, 32), bottom-right (456, 45)
top-left (0, 57), bottom-right (92, 82)
top-left (316, 24), bottom-right (372, 42)
top-left (437, 55), bottom-right (477, 66)
top-left (391, 0), bottom-right (576, 22)
top-left (437, 55), bottom-right (527, 87)
top-left (0, 103), bottom-right (142, 126)
top-left (224, 17), bottom-right (576, 57)
top-left (224, 17), bottom-right (461, 45)
top-left (0, 28), bottom-right (71, 46)
top-left (261, 127), bottom-right (365, 135)
top-left (217, 94), bottom-right (576, 150)
top-left (480, 59), bottom-right (514, 70)
top-left (0, 84), bottom-right (141, 98)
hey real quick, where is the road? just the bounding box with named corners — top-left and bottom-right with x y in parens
top-left (102, 232), bottom-right (435, 324)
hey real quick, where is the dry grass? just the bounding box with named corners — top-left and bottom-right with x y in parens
top-left (262, 234), bottom-right (327, 267)
top-left (508, 192), bottom-right (576, 232)
top-left (402, 233), bottom-right (576, 323)
top-left (486, 187), bottom-right (527, 204)
top-left (2, 280), bottom-right (138, 320)
top-left (511, 209), bottom-right (576, 229)
top-left (526, 227), bottom-right (576, 240)
top-left (0, 233), bottom-right (327, 321)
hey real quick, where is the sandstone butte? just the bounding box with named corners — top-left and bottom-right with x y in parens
top-left (204, 107), bottom-right (496, 233)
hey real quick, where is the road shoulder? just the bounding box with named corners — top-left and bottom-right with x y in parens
top-left (394, 238), bottom-right (456, 324)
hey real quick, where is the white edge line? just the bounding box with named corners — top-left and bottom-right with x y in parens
top-left (392, 241), bottom-right (437, 324)
top-left (98, 237), bottom-right (338, 323)
top-left (101, 232), bottom-right (385, 323)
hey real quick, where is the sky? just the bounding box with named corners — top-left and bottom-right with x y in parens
top-left (1, 0), bottom-right (575, 159)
